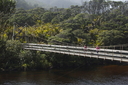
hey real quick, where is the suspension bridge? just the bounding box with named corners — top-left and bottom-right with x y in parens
top-left (23, 43), bottom-right (128, 63)
top-left (10, 23), bottom-right (128, 63)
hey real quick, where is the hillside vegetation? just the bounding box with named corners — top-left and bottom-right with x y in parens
top-left (0, 0), bottom-right (127, 71)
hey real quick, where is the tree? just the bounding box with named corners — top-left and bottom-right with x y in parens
top-left (70, 5), bottom-right (82, 16)
top-left (10, 9), bottom-right (35, 26)
top-left (72, 29), bottom-right (89, 45)
top-left (28, 7), bottom-right (45, 23)
top-left (0, 0), bottom-right (16, 14)
top-left (73, 13), bottom-right (91, 32)
top-left (89, 28), bottom-right (100, 45)
top-left (97, 30), bottom-right (124, 45)
top-left (41, 12), bottom-right (54, 23)
top-left (3, 40), bottom-right (22, 70)
top-left (48, 29), bottom-right (76, 44)
top-left (0, 0), bottom-right (16, 33)
top-left (82, 0), bottom-right (110, 15)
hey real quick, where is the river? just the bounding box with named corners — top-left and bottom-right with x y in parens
top-left (0, 65), bottom-right (128, 85)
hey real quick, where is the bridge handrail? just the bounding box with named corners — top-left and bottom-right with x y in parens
top-left (23, 43), bottom-right (128, 54)
top-left (24, 45), bottom-right (128, 58)
top-left (23, 43), bottom-right (128, 62)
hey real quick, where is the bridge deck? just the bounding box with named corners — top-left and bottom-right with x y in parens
top-left (23, 43), bottom-right (128, 62)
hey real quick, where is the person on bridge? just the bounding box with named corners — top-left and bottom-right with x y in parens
top-left (96, 46), bottom-right (100, 53)
top-left (84, 45), bottom-right (87, 51)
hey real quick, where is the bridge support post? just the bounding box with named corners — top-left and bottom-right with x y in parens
top-left (96, 53), bottom-right (99, 59)
top-left (90, 52), bottom-right (92, 58)
top-left (104, 57), bottom-right (106, 60)
top-left (120, 58), bottom-right (122, 63)
top-left (111, 57), bottom-right (114, 61)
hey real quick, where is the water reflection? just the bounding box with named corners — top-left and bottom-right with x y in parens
top-left (0, 65), bottom-right (128, 85)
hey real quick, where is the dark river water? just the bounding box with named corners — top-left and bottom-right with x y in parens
top-left (0, 65), bottom-right (128, 85)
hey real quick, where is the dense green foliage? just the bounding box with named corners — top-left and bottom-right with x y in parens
top-left (0, 40), bottom-right (109, 71)
top-left (0, 40), bottom-right (50, 71)
top-left (6, 0), bottom-right (128, 46)
top-left (0, 0), bottom-right (16, 33)
top-left (0, 0), bottom-right (128, 71)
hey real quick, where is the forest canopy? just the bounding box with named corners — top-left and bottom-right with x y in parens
top-left (1, 0), bottom-right (128, 46)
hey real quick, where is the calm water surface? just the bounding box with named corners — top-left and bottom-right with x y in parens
top-left (0, 65), bottom-right (128, 85)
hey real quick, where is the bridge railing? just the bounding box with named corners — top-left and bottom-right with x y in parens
top-left (23, 43), bottom-right (128, 53)
top-left (23, 43), bottom-right (128, 62)
top-left (23, 43), bottom-right (128, 61)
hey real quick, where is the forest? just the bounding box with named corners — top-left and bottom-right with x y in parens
top-left (0, 0), bottom-right (128, 71)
